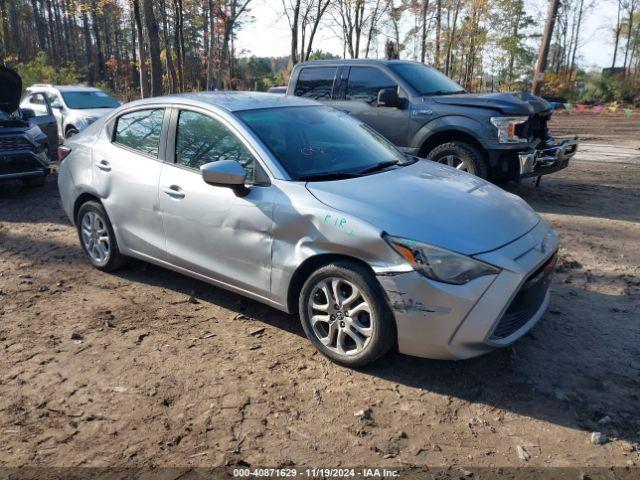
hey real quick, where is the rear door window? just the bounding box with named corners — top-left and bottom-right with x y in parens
top-left (346, 67), bottom-right (396, 103)
top-left (113, 108), bottom-right (165, 157)
top-left (294, 67), bottom-right (337, 100)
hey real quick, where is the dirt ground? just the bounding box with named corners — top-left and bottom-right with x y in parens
top-left (0, 113), bottom-right (639, 474)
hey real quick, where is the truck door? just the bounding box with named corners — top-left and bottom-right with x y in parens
top-left (331, 66), bottom-right (409, 148)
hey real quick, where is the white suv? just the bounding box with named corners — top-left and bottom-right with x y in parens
top-left (21, 84), bottom-right (120, 141)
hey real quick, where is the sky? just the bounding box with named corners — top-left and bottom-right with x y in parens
top-left (234, 0), bottom-right (619, 70)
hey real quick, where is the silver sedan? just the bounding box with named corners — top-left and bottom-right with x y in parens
top-left (57, 92), bottom-right (559, 367)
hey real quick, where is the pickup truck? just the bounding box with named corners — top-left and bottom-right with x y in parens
top-left (286, 59), bottom-right (578, 182)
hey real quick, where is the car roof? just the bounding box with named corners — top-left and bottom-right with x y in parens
top-left (124, 91), bottom-right (319, 112)
top-left (27, 84), bottom-right (105, 93)
top-left (294, 59), bottom-right (425, 68)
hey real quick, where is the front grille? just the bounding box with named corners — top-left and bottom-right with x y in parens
top-left (0, 154), bottom-right (45, 176)
top-left (490, 254), bottom-right (557, 340)
top-left (0, 135), bottom-right (34, 152)
top-left (516, 114), bottom-right (550, 143)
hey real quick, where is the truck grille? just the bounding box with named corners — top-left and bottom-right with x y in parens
top-left (516, 113), bottom-right (550, 143)
top-left (0, 154), bottom-right (45, 176)
top-left (0, 135), bottom-right (34, 152)
top-left (490, 253), bottom-right (557, 340)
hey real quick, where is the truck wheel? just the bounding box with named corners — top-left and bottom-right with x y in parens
top-left (426, 141), bottom-right (488, 179)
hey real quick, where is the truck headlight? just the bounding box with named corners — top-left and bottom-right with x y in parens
top-left (490, 116), bottom-right (528, 143)
top-left (386, 236), bottom-right (500, 285)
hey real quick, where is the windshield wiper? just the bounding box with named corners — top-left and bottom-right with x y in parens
top-left (357, 160), bottom-right (399, 175)
top-left (297, 171), bottom-right (363, 182)
top-left (423, 89), bottom-right (465, 96)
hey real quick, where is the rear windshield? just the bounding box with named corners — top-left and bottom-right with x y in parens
top-left (61, 91), bottom-right (120, 109)
top-left (389, 63), bottom-right (464, 96)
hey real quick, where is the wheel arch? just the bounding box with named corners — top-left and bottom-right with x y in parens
top-left (286, 253), bottom-right (376, 314)
top-left (418, 129), bottom-right (487, 159)
top-left (73, 192), bottom-right (102, 225)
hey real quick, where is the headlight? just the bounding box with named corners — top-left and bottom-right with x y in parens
top-left (490, 116), bottom-right (528, 143)
top-left (385, 235), bottom-right (500, 285)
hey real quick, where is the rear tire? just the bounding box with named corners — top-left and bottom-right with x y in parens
top-left (299, 260), bottom-right (396, 368)
top-left (76, 201), bottom-right (128, 272)
top-left (22, 176), bottom-right (46, 187)
top-left (426, 141), bottom-right (488, 179)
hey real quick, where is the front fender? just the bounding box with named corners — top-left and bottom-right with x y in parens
top-left (268, 182), bottom-right (411, 310)
top-left (410, 115), bottom-right (491, 151)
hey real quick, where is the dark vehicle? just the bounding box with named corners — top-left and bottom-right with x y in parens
top-left (0, 66), bottom-right (58, 187)
top-left (287, 60), bottom-right (578, 182)
top-left (267, 86), bottom-right (287, 95)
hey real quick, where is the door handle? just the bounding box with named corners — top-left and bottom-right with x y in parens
top-left (162, 185), bottom-right (186, 199)
top-left (96, 159), bottom-right (111, 172)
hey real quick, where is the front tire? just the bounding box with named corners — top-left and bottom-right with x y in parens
top-left (426, 141), bottom-right (488, 178)
top-left (76, 201), bottom-right (128, 271)
top-left (299, 260), bottom-right (396, 368)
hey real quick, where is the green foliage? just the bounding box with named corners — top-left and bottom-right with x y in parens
top-left (10, 53), bottom-right (83, 91)
top-left (308, 50), bottom-right (340, 61)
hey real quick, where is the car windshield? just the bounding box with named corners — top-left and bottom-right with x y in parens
top-left (236, 106), bottom-right (407, 181)
top-left (389, 63), bottom-right (464, 96)
top-left (61, 91), bottom-right (120, 109)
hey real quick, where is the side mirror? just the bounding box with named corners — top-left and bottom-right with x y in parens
top-left (201, 160), bottom-right (248, 196)
top-left (51, 104), bottom-right (63, 110)
top-left (377, 88), bottom-right (405, 108)
top-left (21, 108), bottom-right (36, 120)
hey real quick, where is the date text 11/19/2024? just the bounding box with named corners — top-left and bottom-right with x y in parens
top-left (232, 468), bottom-right (400, 478)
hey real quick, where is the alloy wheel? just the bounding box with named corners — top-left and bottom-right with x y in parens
top-left (439, 154), bottom-right (475, 174)
top-left (307, 276), bottom-right (373, 356)
top-left (80, 211), bottom-right (111, 265)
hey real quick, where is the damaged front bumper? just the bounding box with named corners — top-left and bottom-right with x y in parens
top-left (518, 137), bottom-right (579, 179)
top-left (377, 221), bottom-right (559, 360)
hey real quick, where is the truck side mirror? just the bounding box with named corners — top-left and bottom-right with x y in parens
top-left (377, 88), bottom-right (405, 108)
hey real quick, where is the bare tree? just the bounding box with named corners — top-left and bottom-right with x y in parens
top-left (132, 0), bottom-right (150, 98)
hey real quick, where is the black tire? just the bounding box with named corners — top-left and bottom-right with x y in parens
top-left (65, 127), bottom-right (79, 139)
top-left (22, 176), bottom-right (46, 187)
top-left (298, 260), bottom-right (396, 368)
top-left (76, 201), bottom-right (128, 272)
top-left (426, 141), bottom-right (488, 179)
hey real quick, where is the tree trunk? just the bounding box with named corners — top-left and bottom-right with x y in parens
top-left (172, 0), bottom-right (185, 91)
top-left (159, 0), bottom-right (178, 93)
top-left (434, 0), bottom-right (441, 68)
top-left (420, 0), bottom-right (430, 63)
top-left (612, 0), bottom-right (622, 68)
top-left (532, 0), bottom-right (561, 95)
top-left (623, 2), bottom-right (635, 74)
top-left (132, 0), bottom-right (150, 98)
top-left (30, 0), bottom-right (47, 51)
top-left (142, 0), bottom-right (163, 96)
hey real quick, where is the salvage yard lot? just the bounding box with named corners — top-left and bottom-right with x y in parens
top-left (0, 114), bottom-right (639, 470)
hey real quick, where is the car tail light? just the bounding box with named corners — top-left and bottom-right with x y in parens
top-left (58, 145), bottom-right (72, 162)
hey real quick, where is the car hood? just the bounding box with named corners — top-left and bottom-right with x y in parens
top-left (0, 65), bottom-right (22, 115)
top-left (72, 108), bottom-right (116, 119)
top-left (431, 92), bottom-right (550, 115)
top-left (305, 161), bottom-right (540, 256)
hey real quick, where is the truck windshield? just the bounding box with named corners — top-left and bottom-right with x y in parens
top-left (389, 63), bottom-right (464, 96)
top-left (236, 106), bottom-right (407, 181)
top-left (61, 91), bottom-right (120, 109)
